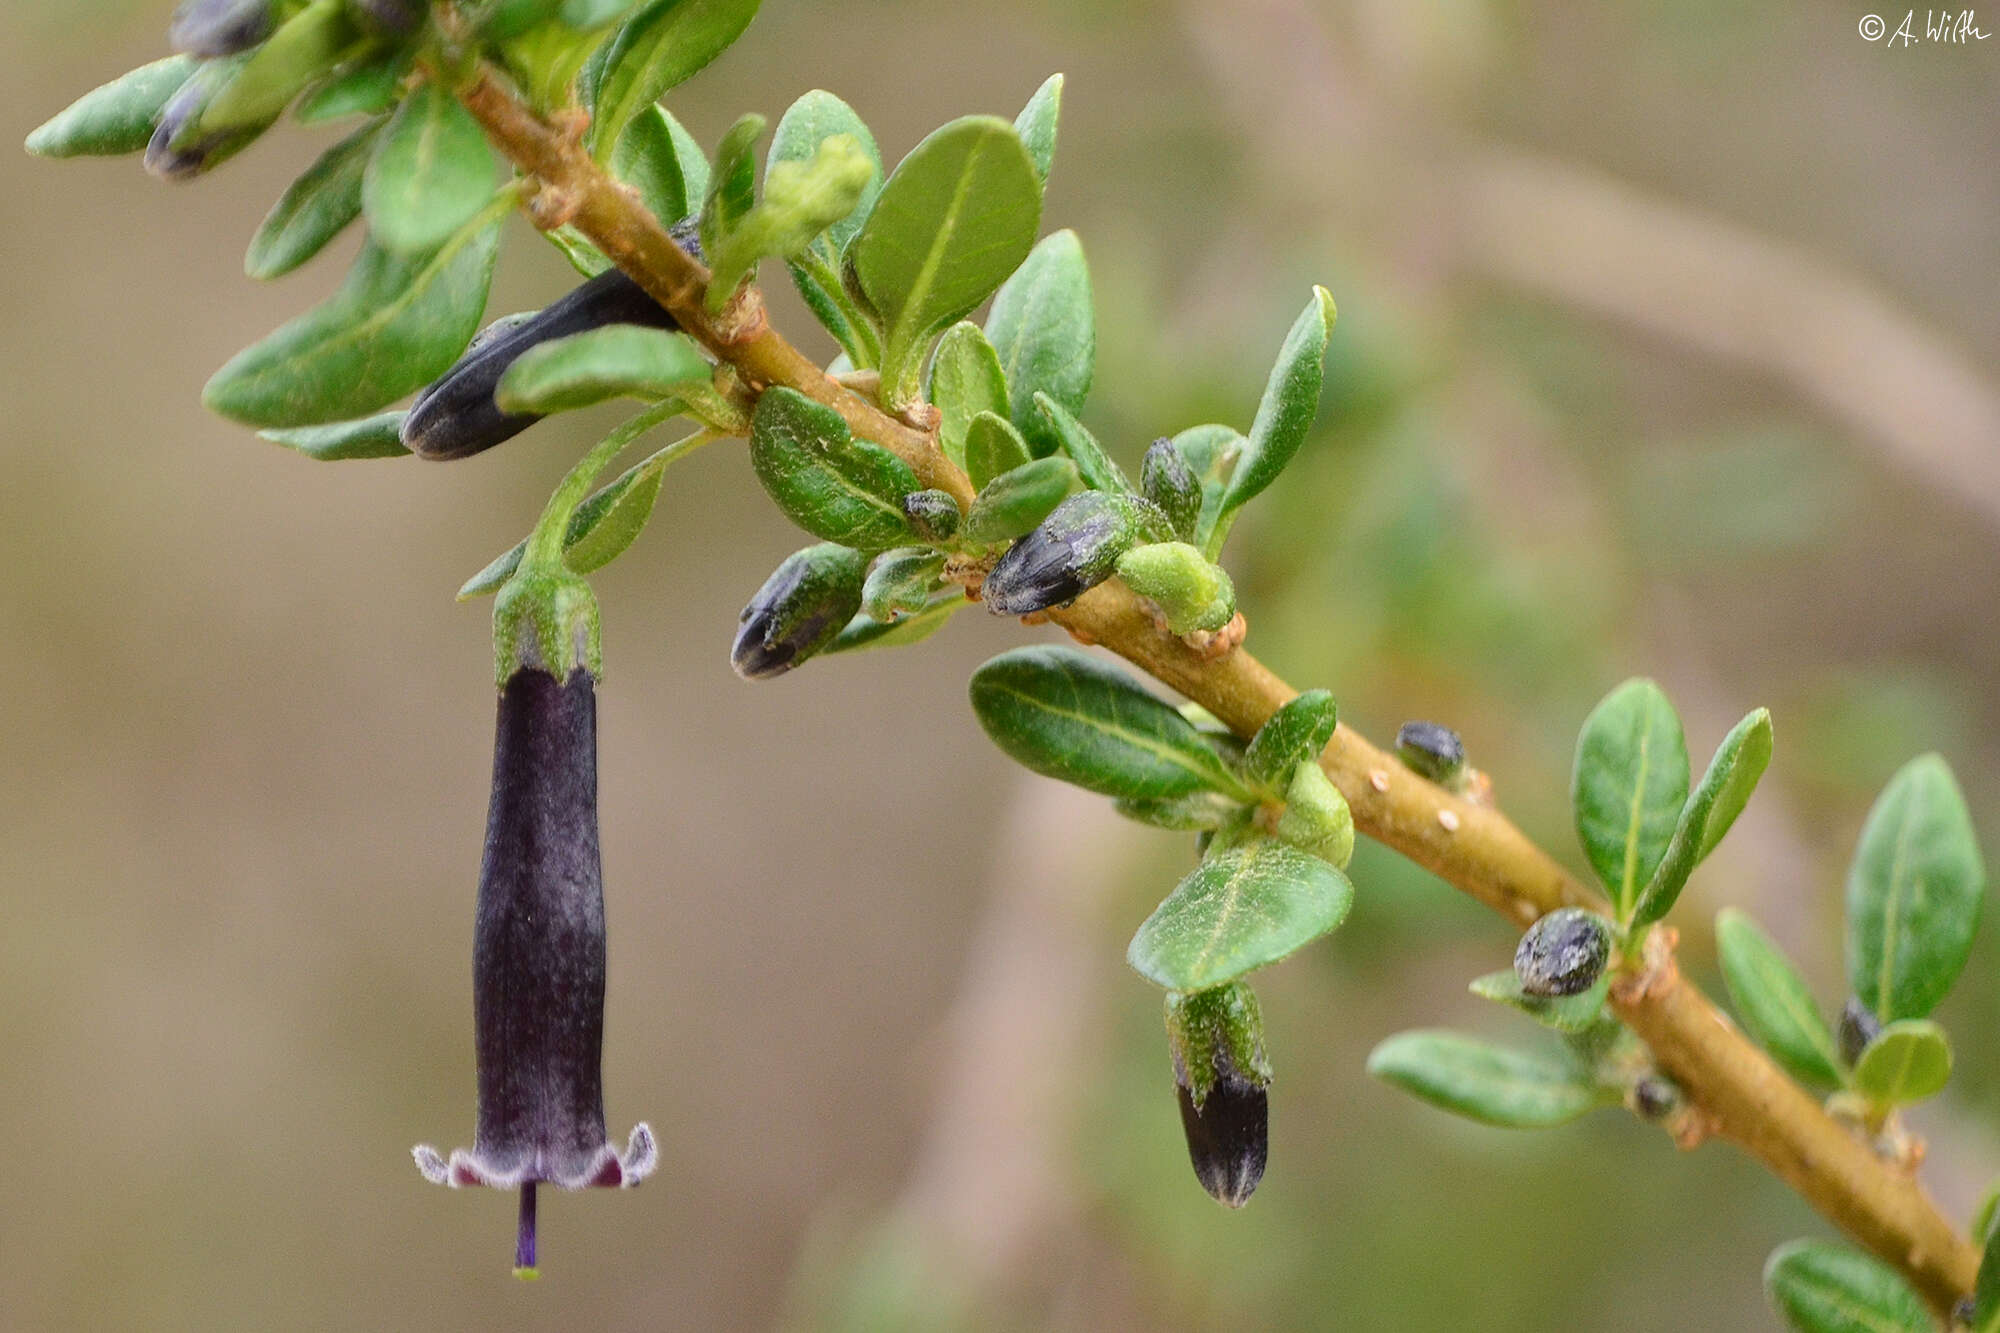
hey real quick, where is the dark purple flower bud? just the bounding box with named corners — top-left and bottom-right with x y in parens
top-left (1166, 983), bottom-right (1271, 1209)
top-left (731, 543), bottom-right (868, 680)
top-left (1514, 907), bottom-right (1612, 997)
top-left (1140, 437), bottom-right (1200, 543)
top-left (981, 491), bottom-right (1171, 617)
top-left (403, 221), bottom-right (703, 461)
top-left (901, 489), bottom-right (961, 544)
top-left (144, 56), bottom-right (266, 181)
top-left (169, 0), bottom-right (273, 56)
top-left (413, 666), bottom-right (653, 1275)
top-left (1395, 720), bottom-right (1467, 786)
top-left (1838, 997), bottom-right (1883, 1067)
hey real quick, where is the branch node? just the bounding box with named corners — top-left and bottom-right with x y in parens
top-left (1181, 611), bottom-right (1247, 661)
top-left (528, 182), bottom-right (583, 233)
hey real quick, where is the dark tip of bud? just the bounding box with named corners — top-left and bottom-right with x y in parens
top-left (1631, 1074), bottom-right (1682, 1121)
top-left (731, 544), bottom-right (867, 680)
top-left (1838, 997), bottom-right (1882, 1067)
top-left (1514, 907), bottom-right (1611, 997)
top-left (902, 489), bottom-right (961, 544)
top-left (1178, 1072), bottom-right (1268, 1208)
top-left (981, 491), bottom-right (1137, 616)
top-left (1395, 720), bottom-right (1467, 785)
top-left (169, 0), bottom-right (273, 56)
top-left (1140, 437), bottom-right (1200, 541)
top-left (144, 66), bottom-right (240, 181)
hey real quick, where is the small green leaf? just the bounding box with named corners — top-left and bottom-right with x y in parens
top-left (849, 116), bottom-right (1041, 410)
top-left (929, 322), bottom-right (1008, 472)
top-left (1468, 969), bottom-right (1611, 1034)
top-left (296, 51), bottom-right (409, 125)
top-left (1851, 1020), bottom-right (1952, 1107)
top-left (1763, 1240), bottom-right (1932, 1333)
top-left (1366, 1030), bottom-right (1605, 1128)
top-left (699, 111), bottom-right (763, 256)
top-left (969, 644), bottom-right (1250, 801)
top-left (1571, 678), bottom-right (1690, 921)
top-left (749, 386), bottom-right (917, 550)
top-left (1175, 423), bottom-right (1244, 554)
top-left (590, 0), bottom-right (762, 155)
top-left (204, 220), bottom-right (501, 428)
top-left (962, 455), bottom-right (1077, 543)
top-left (1972, 1199), bottom-right (2000, 1332)
top-left (26, 56), bottom-right (197, 158)
top-left (1127, 837), bottom-right (1354, 990)
top-left (495, 325), bottom-right (710, 414)
top-left (1217, 286), bottom-right (1336, 521)
top-left (1114, 791), bottom-right (1244, 832)
top-left (258, 411), bottom-right (409, 461)
top-left (1633, 708), bottom-right (1774, 926)
top-left (1013, 73), bottom-right (1061, 185)
top-left (1274, 760), bottom-right (1353, 868)
top-left (1242, 690), bottom-right (1338, 791)
top-left (459, 449), bottom-right (674, 597)
top-left (707, 132), bottom-right (874, 309)
top-left (986, 229), bottom-right (1092, 456)
top-left (199, 0), bottom-right (355, 134)
top-left (861, 547), bottom-right (945, 623)
top-left (363, 82), bottom-right (498, 256)
top-left (964, 410), bottom-right (1033, 494)
top-left (246, 119), bottom-right (380, 280)
top-left (1034, 392), bottom-right (1131, 493)
top-left (1715, 908), bottom-right (1843, 1089)
top-left (1846, 753), bottom-right (1986, 1022)
top-left (769, 90), bottom-right (881, 254)
top-left (615, 104), bottom-right (697, 226)
top-left (825, 588), bottom-right (965, 655)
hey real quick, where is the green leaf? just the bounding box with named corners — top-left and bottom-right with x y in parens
top-left (459, 449), bottom-right (675, 597)
top-left (985, 229), bottom-right (1092, 456)
top-left (929, 322), bottom-right (1008, 472)
top-left (771, 91), bottom-right (885, 366)
top-left (1763, 1240), bottom-right (1932, 1333)
top-left (861, 548), bottom-right (945, 624)
top-left (748, 386), bottom-right (917, 550)
top-left (1175, 423), bottom-right (1244, 554)
top-left (1468, 969), bottom-right (1612, 1034)
top-left (258, 411), bottom-right (409, 461)
top-left (963, 410), bottom-right (1033, 494)
top-left (1571, 678), bottom-right (1690, 921)
top-left (246, 119), bottom-right (380, 280)
top-left (1217, 286), bottom-right (1337, 521)
top-left (1366, 1031), bottom-right (1605, 1128)
top-left (495, 325), bottom-right (710, 414)
top-left (1715, 908), bottom-right (1843, 1088)
top-left (363, 82), bottom-right (498, 256)
top-left (204, 220), bottom-right (501, 428)
top-left (1114, 791), bottom-right (1244, 832)
top-left (962, 455), bottom-right (1077, 543)
top-left (707, 132), bottom-right (874, 309)
top-left (849, 116), bottom-right (1041, 410)
top-left (1633, 708), bottom-right (1774, 926)
top-left (1034, 392), bottom-right (1132, 493)
top-left (199, 0), bottom-right (355, 134)
top-left (1013, 73), bottom-right (1061, 184)
top-left (590, 0), bottom-right (762, 158)
top-left (1127, 838), bottom-right (1354, 990)
top-left (1973, 1200), bottom-right (2000, 1333)
top-left (616, 105), bottom-right (697, 224)
top-left (562, 0), bottom-right (645, 25)
top-left (1242, 690), bottom-right (1338, 791)
top-left (824, 588), bottom-right (965, 655)
top-left (296, 51), bottom-right (409, 125)
top-left (969, 645), bottom-right (1250, 801)
top-left (26, 56), bottom-right (197, 158)
top-left (699, 111), bottom-right (763, 255)
top-left (1846, 753), bottom-right (1986, 1022)
top-left (1851, 1020), bottom-right (1952, 1107)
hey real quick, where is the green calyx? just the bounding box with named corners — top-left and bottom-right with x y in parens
top-left (1275, 761), bottom-right (1354, 868)
top-left (1166, 982), bottom-right (1271, 1109)
top-left (1115, 541), bottom-right (1235, 635)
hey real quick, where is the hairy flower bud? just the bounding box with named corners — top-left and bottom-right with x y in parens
top-left (981, 490), bottom-right (1171, 616)
top-left (168, 0), bottom-right (273, 56)
top-left (901, 489), bottom-right (961, 544)
top-left (1166, 983), bottom-right (1271, 1208)
top-left (1838, 997), bottom-right (1883, 1067)
top-left (1395, 720), bottom-right (1467, 787)
top-left (1140, 437), bottom-right (1201, 543)
top-left (1114, 541), bottom-right (1235, 635)
top-left (1513, 907), bottom-right (1611, 997)
top-left (731, 543), bottom-right (868, 680)
top-left (414, 666), bottom-right (655, 1275)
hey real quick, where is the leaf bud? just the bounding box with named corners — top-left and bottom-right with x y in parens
top-left (1838, 997), bottom-right (1882, 1067)
top-left (1630, 1074), bottom-right (1683, 1121)
top-left (981, 490), bottom-right (1171, 616)
top-left (1165, 983), bottom-right (1271, 1209)
top-left (962, 456), bottom-right (1078, 544)
top-left (1513, 907), bottom-right (1612, 998)
top-left (731, 543), bottom-right (868, 680)
top-left (1395, 720), bottom-right (1468, 788)
top-left (1274, 760), bottom-right (1354, 868)
top-left (169, 0), bottom-right (274, 56)
top-left (861, 548), bottom-right (945, 624)
top-left (901, 489), bottom-right (961, 544)
top-left (1114, 541), bottom-right (1236, 635)
top-left (1140, 437), bottom-right (1201, 543)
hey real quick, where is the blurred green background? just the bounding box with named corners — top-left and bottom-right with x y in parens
top-left (5, 1), bottom-right (1998, 1328)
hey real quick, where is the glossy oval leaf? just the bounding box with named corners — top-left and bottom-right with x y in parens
top-left (1013, 73), bottom-right (1061, 185)
top-left (258, 411), bottom-right (409, 461)
top-left (1571, 678), bottom-right (1690, 921)
top-left (849, 115), bottom-right (1041, 409)
top-left (296, 50), bottom-right (408, 125)
top-left (1127, 838), bottom-right (1354, 990)
top-left (929, 322), bottom-right (1008, 472)
top-left (363, 82), bottom-right (498, 256)
top-left (963, 410), bottom-right (1032, 494)
top-left (1242, 690), bottom-right (1338, 791)
top-left (1763, 1240), bottom-right (1932, 1333)
top-left (1366, 1031), bottom-right (1603, 1128)
top-left (204, 221), bottom-right (501, 428)
top-left (590, 0), bottom-right (762, 158)
top-left (1218, 286), bottom-right (1336, 519)
top-left (246, 119), bottom-right (380, 280)
top-left (1845, 753), bottom-right (1986, 1022)
top-left (969, 645), bottom-right (1248, 801)
top-left (1634, 708), bottom-right (1774, 926)
top-left (1715, 908), bottom-right (1843, 1089)
top-left (1852, 1020), bottom-right (1952, 1107)
top-left (748, 386), bottom-right (917, 550)
top-left (616, 105), bottom-right (698, 227)
top-left (26, 56), bottom-right (198, 158)
top-left (985, 229), bottom-right (1092, 456)
top-left (963, 455), bottom-right (1076, 543)
top-left (495, 325), bottom-right (710, 414)
top-left (1035, 392), bottom-right (1132, 493)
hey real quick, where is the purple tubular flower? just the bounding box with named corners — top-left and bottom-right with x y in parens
top-left (168, 0), bottom-right (273, 57)
top-left (413, 666), bottom-right (654, 1273)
